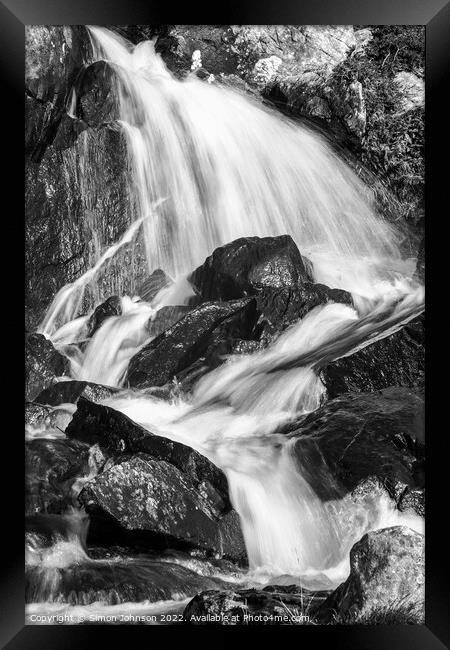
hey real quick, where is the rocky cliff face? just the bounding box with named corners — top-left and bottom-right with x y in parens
top-left (25, 26), bottom-right (147, 330)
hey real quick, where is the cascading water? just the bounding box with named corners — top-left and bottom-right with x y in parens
top-left (29, 25), bottom-right (425, 620)
top-left (103, 293), bottom-right (424, 586)
top-left (86, 26), bottom-right (411, 297)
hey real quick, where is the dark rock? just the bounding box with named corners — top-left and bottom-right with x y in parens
top-left (86, 296), bottom-right (122, 337)
top-left (25, 333), bottom-right (70, 399)
top-left (77, 61), bottom-right (121, 126)
top-left (147, 305), bottom-right (192, 339)
top-left (126, 298), bottom-right (258, 388)
top-left (256, 282), bottom-right (353, 342)
top-left (25, 26), bottom-right (92, 161)
top-left (317, 526), bottom-right (424, 624)
top-left (288, 387), bottom-right (424, 501)
top-left (189, 235), bottom-right (313, 302)
top-left (174, 295), bottom-right (262, 391)
top-left (155, 26), bottom-right (240, 79)
top-left (138, 269), bottom-right (173, 302)
top-left (67, 397), bottom-right (231, 514)
top-left (26, 438), bottom-right (91, 514)
top-left (320, 315), bottom-right (425, 398)
top-left (79, 454), bottom-right (246, 561)
top-left (350, 476), bottom-right (425, 518)
top-left (184, 584), bottom-right (328, 624)
top-left (26, 121), bottom-right (145, 331)
top-left (35, 380), bottom-right (118, 406)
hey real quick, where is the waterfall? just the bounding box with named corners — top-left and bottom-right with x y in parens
top-left (104, 292), bottom-right (424, 586)
top-left (32, 26), bottom-right (424, 593)
top-left (86, 26), bottom-right (410, 298)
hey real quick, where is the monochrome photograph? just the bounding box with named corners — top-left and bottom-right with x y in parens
top-left (25, 24), bottom-right (425, 626)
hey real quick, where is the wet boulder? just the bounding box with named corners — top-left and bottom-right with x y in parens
top-left (78, 454), bottom-right (246, 562)
top-left (138, 268), bottom-right (173, 303)
top-left (349, 476), bottom-right (425, 519)
top-left (77, 61), bottom-right (122, 126)
top-left (189, 235), bottom-right (313, 302)
top-left (184, 584), bottom-right (327, 624)
top-left (86, 296), bottom-right (122, 337)
top-left (66, 397), bottom-right (231, 515)
top-left (26, 438), bottom-right (91, 514)
top-left (35, 379), bottom-right (119, 406)
top-left (288, 387), bottom-right (424, 501)
top-left (320, 315), bottom-right (425, 398)
top-left (317, 526), bottom-right (425, 623)
top-left (126, 298), bottom-right (258, 388)
top-left (25, 26), bottom-right (91, 161)
top-left (25, 333), bottom-right (70, 400)
top-left (26, 121), bottom-right (146, 330)
top-left (147, 305), bottom-right (192, 339)
top-left (256, 282), bottom-right (353, 342)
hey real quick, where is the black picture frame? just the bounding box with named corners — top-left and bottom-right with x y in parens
top-left (2, 0), bottom-right (448, 646)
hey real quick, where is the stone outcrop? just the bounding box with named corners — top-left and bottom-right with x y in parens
top-left (189, 235), bottom-right (313, 302)
top-left (320, 315), bottom-right (425, 398)
top-left (79, 454), bottom-right (246, 561)
top-left (25, 333), bottom-right (70, 399)
top-left (126, 298), bottom-right (258, 388)
top-left (317, 526), bottom-right (425, 623)
top-left (287, 387), bottom-right (424, 500)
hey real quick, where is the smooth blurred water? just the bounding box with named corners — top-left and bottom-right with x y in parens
top-left (28, 26), bottom-right (425, 622)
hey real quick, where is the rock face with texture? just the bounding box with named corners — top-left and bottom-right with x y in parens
top-left (350, 476), bottom-right (425, 519)
top-left (317, 526), bottom-right (425, 623)
top-left (77, 61), bottom-right (122, 126)
top-left (138, 269), bottom-right (172, 303)
top-left (25, 333), bottom-right (70, 399)
top-left (25, 26), bottom-right (92, 161)
top-left (154, 26), bottom-right (366, 140)
top-left (126, 297), bottom-right (258, 388)
top-left (256, 282), bottom-right (353, 342)
top-left (320, 315), bottom-right (425, 397)
top-left (86, 296), bottom-right (122, 337)
top-left (79, 454), bottom-right (246, 561)
top-left (190, 235), bottom-right (313, 302)
top-left (67, 397), bottom-right (231, 514)
top-left (288, 387), bottom-right (424, 501)
top-left (146, 305), bottom-right (192, 339)
top-left (26, 120), bottom-right (146, 330)
top-left (184, 584), bottom-right (327, 624)
top-left (26, 438), bottom-right (91, 514)
top-left (25, 27), bottom-right (148, 330)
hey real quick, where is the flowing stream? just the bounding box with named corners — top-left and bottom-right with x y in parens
top-left (27, 26), bottom-right (424, 623)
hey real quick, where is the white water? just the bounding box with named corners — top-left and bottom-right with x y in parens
top-left (30, 26), bottom-right (425, 614)
top-left (87, 26), bottom-right (409, 297)
top-left (102, 288), bottom-right (424, 587)
top-left (38, 202), bottom-right (164, 339)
